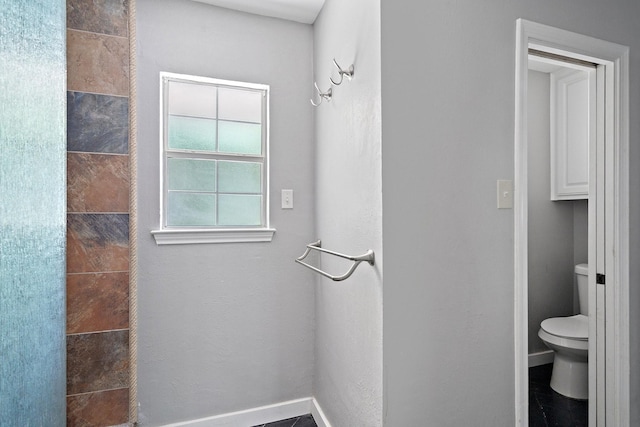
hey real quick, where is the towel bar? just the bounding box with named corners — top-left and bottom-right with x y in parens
top-left (295, 240), bottom-right (375, 282)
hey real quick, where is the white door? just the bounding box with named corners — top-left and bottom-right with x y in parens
top-left (591, 62), bottom-right (622, 427)
top-left (591, 64), bottom-right (604, 426)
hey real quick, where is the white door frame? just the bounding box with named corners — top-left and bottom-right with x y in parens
top-left (514, 19), bottom-right (629, 426)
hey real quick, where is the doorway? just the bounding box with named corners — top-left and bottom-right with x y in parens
top-left (514, 19), bottom-right (630, 427)
top-left (527, 50), bottom-right (593, 425)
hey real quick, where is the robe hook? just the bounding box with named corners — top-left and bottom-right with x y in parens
top-left (310, 82), bottom-right (332, 107)
top-left (329, 59), bottom-right (355, 86)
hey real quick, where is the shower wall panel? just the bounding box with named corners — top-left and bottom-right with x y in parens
top-left (0, 1), bottom-right (67, 425)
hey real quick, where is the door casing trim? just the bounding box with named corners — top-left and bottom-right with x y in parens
top-left (514, 19), bottom-right (629, 426)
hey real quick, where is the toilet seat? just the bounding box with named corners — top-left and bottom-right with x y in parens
top-left (540, 314), bottom-right (588, 340)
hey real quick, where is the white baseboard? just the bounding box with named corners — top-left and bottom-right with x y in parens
top-left (161, 397), bottom-right (331, 427)
top-left (310, 398), bottom-right (331, 427)
top-left (529, 350), bottom-right (554, 367)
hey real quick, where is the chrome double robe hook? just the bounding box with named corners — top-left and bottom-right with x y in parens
top-left (310, 82), bottom-right (332, 107)
top-left (329, 59), bottom-right (355, 86)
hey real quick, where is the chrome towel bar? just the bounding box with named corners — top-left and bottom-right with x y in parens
top-left (295, 240), bottom-right (375, 282)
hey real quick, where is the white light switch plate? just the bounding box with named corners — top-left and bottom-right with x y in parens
top-left (497, 180), bottom-right (513, 209)
top-left (281, 189), bottom-right (293, 209)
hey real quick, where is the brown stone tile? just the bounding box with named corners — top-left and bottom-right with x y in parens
top-left (67, 330), bottom-right (129, 395)
top-left (67, 29), bottom-right (129, 96)
top-left (68, 153), bottom-right (130, 213)
top-left (67, 0), bottom-right (129, 37)
top-left (67, 213), bottom-right (129, 274)
top-left (67, 388), bottom-right (129, 427)
top-left (67, 272), bottom-right (129, 334)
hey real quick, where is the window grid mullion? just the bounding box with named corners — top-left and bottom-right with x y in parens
top-left (215, 82), bottom-right (219, 153)
top-left (215, 114), bottom-right (219, 226)
top-left (165, 150), bottom-right (264, 162)
top-left (214, 87), bottom-right (220, 226)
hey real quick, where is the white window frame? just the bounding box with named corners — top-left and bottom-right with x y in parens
top-left (151, 72), bottom-right (275, 245)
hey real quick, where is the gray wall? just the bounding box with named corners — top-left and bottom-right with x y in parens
top-left (136, 1), bottom-right (316, 424)
top-left (313, 0), bottom-right (383, 425)
top-left (573, 200), bottom-right (588, 265)
top-left (381, 0), bottom-right (640, 425)
top-left (527, 70), bottom-right (585, 355)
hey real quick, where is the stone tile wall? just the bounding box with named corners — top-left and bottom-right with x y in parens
top-left (65, 0), bottom-right (131, 425)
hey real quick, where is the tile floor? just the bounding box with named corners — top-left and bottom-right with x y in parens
top-left (252, 414), bottom-right (317, 427)
top-left (529, 364), bottom-right (588, 426)
top-left (252, 368), bottom-right (589, 427)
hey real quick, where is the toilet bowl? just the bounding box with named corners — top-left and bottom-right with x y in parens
top-left (538, 263), bottom-right (589, 400)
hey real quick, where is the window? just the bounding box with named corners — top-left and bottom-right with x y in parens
top-left (152, 72), bottom-right (275, 245)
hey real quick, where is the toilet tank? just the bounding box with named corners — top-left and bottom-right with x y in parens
top-left (575, 263), bottom-right (589, 315)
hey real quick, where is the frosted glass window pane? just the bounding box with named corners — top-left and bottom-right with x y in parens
top-left (168, 81), bottom-right (217, 118)
top-left (218, 161), bottom-right (261, 193)
top-left (218, 120), bottom-right (262, 155)
top-left (161, 75), bottom-right (269, 232)
top-left (168, 115), bottom-right (216, 151)
top-left (218, 88), bottom-right (262, 123)
top-left (168, 158), bottom-right (216, 191)
top-left (218, 194), bottom-right (262, 226)
top-left (167, 192), bottom-right (216, 226)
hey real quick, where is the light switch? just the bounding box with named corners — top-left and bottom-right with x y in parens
top-left (497, 180), bottom-right (513, 209)
top-left (281, 189), bottom-right (293, 209)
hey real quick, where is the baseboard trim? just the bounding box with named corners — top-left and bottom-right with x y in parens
top-left (529, 350), bottom-right (554, 367)
top-left (161, 397), bottom-right (331, 427)
top-left (310, 398), bottom-right (332, 427)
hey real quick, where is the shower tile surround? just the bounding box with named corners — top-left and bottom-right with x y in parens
top-left (67, 153), bottom-right (130, 212)
top-left (67, 272), bottom-right (129, 334)
top-left (67, 389), bottom-right (130, 427)
top-left (66, 0), bottom-right (131, 425)
top-left (67, 92), bottom-right (129, 154)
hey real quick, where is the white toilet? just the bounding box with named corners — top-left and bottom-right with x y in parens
top-left (538, 263), bottom-right (589, 400)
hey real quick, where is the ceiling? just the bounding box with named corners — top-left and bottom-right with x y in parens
top-left (191, 0), bottom-right (326, 24)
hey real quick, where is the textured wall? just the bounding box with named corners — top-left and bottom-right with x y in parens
top-left (65, 0), bottom-right (131, 425)
top-left (0, 1), bottom-right (67, 425)
top-left (135, 0), bottom-right (316, 424)
top-left (312, 0), bottom-right (383, 425)
top-left (382, 0), bottom-right (640, 424)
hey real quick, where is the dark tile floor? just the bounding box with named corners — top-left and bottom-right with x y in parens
top-left (252, 368), bottom-right (588, 427)
top-left (252, 414), bottom-right (317, 427)
top-left (529, 364), bottom-right (588, 427)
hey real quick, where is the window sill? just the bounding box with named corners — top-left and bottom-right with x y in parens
top-left (151, 228), bottom-right (276, 245)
